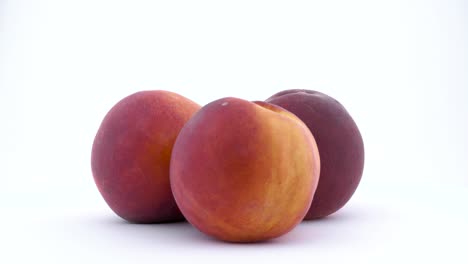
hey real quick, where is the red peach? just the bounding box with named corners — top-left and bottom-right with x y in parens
top-left (91, 90), bottom-right (200, 223)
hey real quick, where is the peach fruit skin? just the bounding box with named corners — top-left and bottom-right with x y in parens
top-left (170, 98), bottom-right (320, 242)
top-left (91, 90), bottom-right (200, 223)
top-left (266, 89), bottom-right (364, 219)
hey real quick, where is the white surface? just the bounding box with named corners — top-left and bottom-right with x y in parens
top-left (1, 0), bottom-right (467, 263)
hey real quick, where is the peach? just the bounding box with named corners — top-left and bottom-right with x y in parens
top-left (266, 89), bottom-right (364, 219)
top-left (91, 90), bottom-right (200, 223)
top-left (170, 98), bottom-right (320, 242)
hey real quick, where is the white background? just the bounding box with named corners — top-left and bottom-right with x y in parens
top-left (1, 0), bottom-right (467, 263)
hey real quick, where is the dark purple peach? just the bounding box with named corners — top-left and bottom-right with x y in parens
top-left (266, 89), bottom-right (364, 219)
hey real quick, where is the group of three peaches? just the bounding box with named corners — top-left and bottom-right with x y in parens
top-left (91, 89), bottom-right (364, 243)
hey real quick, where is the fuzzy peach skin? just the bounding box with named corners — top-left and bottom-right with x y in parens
top-left (170, 98), bottom-right (320, 242)
top-left (266, 89), bottom-right (364, 219)
top-left (91, 90), bottom-right (200, 223)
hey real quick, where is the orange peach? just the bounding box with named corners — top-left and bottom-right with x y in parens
top-left (170, 98), bottom-right (320, 242)
top-left (91, 90), bottom-right (200, 223)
